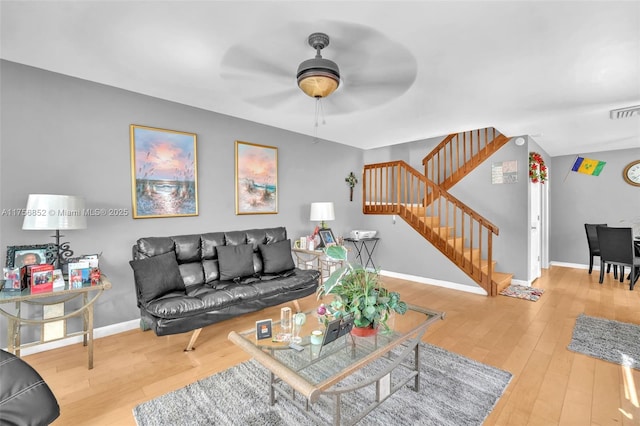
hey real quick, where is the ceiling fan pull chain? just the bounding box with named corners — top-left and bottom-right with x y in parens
top-left (314, 98), bottom-right (320, 138)
top-left (318, 98), bottom-right (326, 125)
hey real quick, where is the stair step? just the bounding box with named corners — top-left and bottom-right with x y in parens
top-left (407, 205), bottom-right (425, 215)
top-left (447, 236), bottom-right (465, 251)
top-left (431, 227), bottom-right (453, 238)
top-left (492, 272), bottom-right (513, 294)
top-left (462, 247), bottom-right (481, 261)
top-left (416, 215), bottom-right (440, 227)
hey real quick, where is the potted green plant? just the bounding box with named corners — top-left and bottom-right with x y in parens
top-left (317, 245), bottom-right (407, 335)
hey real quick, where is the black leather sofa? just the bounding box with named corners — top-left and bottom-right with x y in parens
top-left (0, 349), bottom-right (60, 425)
top-left (130, 227), bottom-right (320, 350)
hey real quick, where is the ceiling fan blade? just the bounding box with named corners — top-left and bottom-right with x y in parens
top-left (221, 44), bottom-right (292, 82)
top-left (321, 94), bottom-right (364, 115)
top-left (244, 88), bottom-right (300, 108)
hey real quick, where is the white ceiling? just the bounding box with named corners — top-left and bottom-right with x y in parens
top-left (2, 1), bottom-right (639, 157)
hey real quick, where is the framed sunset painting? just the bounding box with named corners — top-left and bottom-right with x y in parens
top-left (130, 125), bottom-right (198, 218)
top-left (235, 141), bottom-right (278, 215)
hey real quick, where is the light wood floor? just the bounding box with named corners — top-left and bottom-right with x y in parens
top-left (21, 266), bottom-right (640, 425)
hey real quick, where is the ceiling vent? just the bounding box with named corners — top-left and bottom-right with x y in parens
top-left (610, 105), bottom-right (640, 119)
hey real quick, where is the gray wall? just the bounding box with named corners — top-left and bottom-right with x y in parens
top-left (0, 60), bottom-right (364, 343)
top-left (550, 147), bottom-right (640, 265)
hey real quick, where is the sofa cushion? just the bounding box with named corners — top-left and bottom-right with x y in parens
top-left (259, 239), bottom-right (295, 274)
top-left (217, 244), bottom-right (255, 281)
top-left (129, 251), bottom-right (186, 304)
top-left (136, 236), bottom-right (175, 257)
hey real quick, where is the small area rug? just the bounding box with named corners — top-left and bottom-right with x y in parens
top-left (499, 284), bottom-right (544, 302)
top-left (133, 342), bottom-right (512, 426)
top-left (568, 313), bottom-right (640, 370)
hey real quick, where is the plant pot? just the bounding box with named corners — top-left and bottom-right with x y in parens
top-left (350, 325), bottom-right (378, 337)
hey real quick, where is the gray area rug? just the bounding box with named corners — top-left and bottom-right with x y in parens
top-left (568, 313), bottom-right (640, 370)
top-left (133, 342), bottom-right (512, 426)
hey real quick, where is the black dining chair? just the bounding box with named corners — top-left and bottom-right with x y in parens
top-left (584, 224), bottom-right (616, 277)
top-left (596, 226), bottom-right (640, 290)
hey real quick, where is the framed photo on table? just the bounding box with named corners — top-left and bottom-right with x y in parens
top-left (6, 244), bottom-right (56, 268)
top-left (318, 228), bottom-right (337, 247)
top-left (130, 124), bottom-right (199, 219)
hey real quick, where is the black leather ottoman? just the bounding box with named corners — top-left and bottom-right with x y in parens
top-left (0, 350), bottom-right (60, 426)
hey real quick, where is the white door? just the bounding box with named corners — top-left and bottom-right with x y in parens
top-left (530, 181), bottom-right (542, 282)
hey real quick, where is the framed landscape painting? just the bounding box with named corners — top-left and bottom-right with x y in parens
top-left (235, 141), bottom-right (278, 215)
top-left (130, 125), bottom-right (198, 219)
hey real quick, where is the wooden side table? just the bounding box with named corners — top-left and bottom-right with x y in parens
top-left (291, 248), bottom-right (345, 284)
top-left (0, 276), bottom-right (112, 369)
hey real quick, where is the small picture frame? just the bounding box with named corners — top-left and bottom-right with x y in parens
top-left (256, 319), bottom-right (273, 340)
top-left (323, 315), bottom-right (354, 346)
top-left (30, 264), bottom-right (54, 294)
top-left (2, 267), bottom-right (25, 292)
top-left (6, 244), bottom-right (56, 269)
top-left (318, 228), bottom-right (337, 248)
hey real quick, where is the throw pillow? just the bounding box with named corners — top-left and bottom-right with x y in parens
top-left (217, 244), bottom-right (255, 281)
top-left (129, 252), bottom-right (185, 304)
top-left (259, 239), bottom-right (295, 274)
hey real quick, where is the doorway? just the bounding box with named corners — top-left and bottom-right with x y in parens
top-left (529, 179), bottom-right (548, 283)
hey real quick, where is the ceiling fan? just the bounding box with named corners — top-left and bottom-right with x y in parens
top-left (220, 21), bottom-right (418, 115)
top-left (296, 32), bottom-right (341, 99)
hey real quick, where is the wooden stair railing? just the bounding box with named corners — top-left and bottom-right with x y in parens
top-left (363, 160), bottom-right (501, 295)
top-left (422, 127), bottom-right (511, 191)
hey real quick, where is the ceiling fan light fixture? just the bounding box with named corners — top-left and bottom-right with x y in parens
top-left (297, 64), bottom-right (340, 98)
top-left (297, 32), bottom-right (340, 98)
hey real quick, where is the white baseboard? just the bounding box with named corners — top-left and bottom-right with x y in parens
top-left (4, 319), bottom-right (140, 356)
top-left (379, 270), bottom-right (489, 295)
top-left (550, 261), bottom-right (591, 270)
top-left (511, 278), bottom-right (529, 286)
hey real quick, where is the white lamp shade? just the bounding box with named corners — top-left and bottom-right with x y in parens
top-left (309, 202), bottom-right (335, 222)
top-left (22, 194), bottom-right (87, 230)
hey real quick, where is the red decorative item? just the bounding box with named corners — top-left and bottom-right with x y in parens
top-left (30, 264), bottom-right (54, 294)
top-left (529, 152), bottom-right (548, 183)
top-left (90, 268), bottom-right (101, 285)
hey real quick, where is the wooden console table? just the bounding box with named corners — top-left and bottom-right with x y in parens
top-left (0, 276), bottom-right (111, 369)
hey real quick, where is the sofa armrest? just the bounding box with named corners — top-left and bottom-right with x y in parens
top-left (0, 349), bottom-right (60, 425)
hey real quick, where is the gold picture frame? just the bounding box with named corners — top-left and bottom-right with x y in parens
top-left (235, 141), bottom-right (278, 215)
top-left (130, 125), bottom-right (198, 218)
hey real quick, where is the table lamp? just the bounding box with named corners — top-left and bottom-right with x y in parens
top-left (310, 202), bottom-right (335, 229)
top-left (22, 194), bottom-right (87, 269)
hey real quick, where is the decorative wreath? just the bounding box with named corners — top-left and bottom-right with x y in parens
top-left (529, 152), bottom-right (547, 183)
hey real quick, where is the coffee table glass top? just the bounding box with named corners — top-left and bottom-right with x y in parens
top-left (235, 304), bottom-right (444, 388)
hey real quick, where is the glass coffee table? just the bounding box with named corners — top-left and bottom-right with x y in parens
top-left (228, 304), bottom-right (445, 425)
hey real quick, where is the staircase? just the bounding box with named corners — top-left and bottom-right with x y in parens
top-left (362, 127), bottom-right (512, 296)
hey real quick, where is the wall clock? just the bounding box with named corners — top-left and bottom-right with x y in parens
top-left (623, 160), bottom-right (640, 187)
